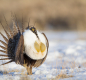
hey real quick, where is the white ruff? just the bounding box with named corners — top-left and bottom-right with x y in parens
top-left (23, 29), bottom-right (47, 60)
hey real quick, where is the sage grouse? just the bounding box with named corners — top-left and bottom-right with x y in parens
top-left (0, 20), bottom-right (49, 75)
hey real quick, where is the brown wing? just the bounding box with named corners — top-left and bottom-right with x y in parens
top-left (34, 33), bottom-right (49, 67)
top-left (15, 35), bottom-right (24, 65)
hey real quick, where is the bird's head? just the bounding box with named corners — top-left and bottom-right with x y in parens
top-left (23, 26), bottom-right (47, 60)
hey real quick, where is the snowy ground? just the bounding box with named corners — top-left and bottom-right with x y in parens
top-left (0, 31), bottom-right (86, 80)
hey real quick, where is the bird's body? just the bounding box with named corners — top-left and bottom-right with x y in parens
top-left (0, 20), bottom-right (49, 75)
top-left (23, 29), bottom-right (47, 60)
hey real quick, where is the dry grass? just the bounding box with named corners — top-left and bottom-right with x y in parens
top-left (0, 61), bottom-right (75, 80)
top-left (0, 0), bottom-right (86, 30)
top-left (0, 68), bottom-right (32, 80)
top-left (19, 76), bottom-right (32, 80)
top-left (55, 74), bottom-right (73, 80)
top-left (48, 74), bottom-right (73, 80)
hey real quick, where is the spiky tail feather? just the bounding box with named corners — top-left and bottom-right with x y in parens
top-left (0, 60), bottom-right (13, 66)
top-left (0, 58), bottom-right (12, 60)
top-left (0, 55), bottom-right (8, 57)
top-left (0, 14), bottom-right (24, 65)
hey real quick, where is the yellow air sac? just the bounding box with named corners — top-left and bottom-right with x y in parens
top-left (34, 41), bottom-right (46, 53)
top-left (40, 42), bottom-right (46, 52)
top-left (34, 41), bottom-right (40, 52)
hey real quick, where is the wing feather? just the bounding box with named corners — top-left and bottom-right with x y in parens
top-left (13, 21), bottom-right (18, 35)
top-left (0, 22), bottom-right (10, 39)
top-left (0, 60), bottom-right (13, 66)
top-left (0, 50), bottom-right (7, 54)
top-left (3, 14), bottom-right (13, 38)
top-left (15, 35), bottom-right (24, 65)
top-left (0, 45), bottom-right (7, 50)
top-left (0, 40), bottom-right (7, 48)
top-left (0, 16), bottom-right (24, 66)
top-left (0, 32), bottom-right (8, 43)
top-left (0, 58), bottom-right (11, 60)
top-left (14, 14), bottom-right (21, 33)
top-left (0, 55), bottom-right (8, 57)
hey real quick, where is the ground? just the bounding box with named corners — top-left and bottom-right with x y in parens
top-left (0, 31), bottom-right (86, 80)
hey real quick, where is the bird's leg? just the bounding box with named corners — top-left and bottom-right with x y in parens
top-left (27, 65), bottom-right (32, 75)
top-left (23, 63), bottom-right (31, 75)
top-left (27, 66), bottom-right (31, 75)
top-left (30, 65), bottom-right (32, 75)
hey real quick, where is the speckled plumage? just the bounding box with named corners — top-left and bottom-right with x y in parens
top-left (0, 19), bottom-right (49, 75)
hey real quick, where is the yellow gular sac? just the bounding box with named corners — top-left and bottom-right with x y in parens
top-left (34, 41), bottom-right (46, 53)
top-left (34, 41), bottom-right (40, 52)
top-left (40, 42), bottom-right (46, 53)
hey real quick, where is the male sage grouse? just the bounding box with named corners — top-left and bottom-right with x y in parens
top-left (0, 19), bottom-right (49, 75)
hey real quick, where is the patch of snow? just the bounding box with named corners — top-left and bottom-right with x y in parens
top-left (0, 31), bottom-right (86, 80)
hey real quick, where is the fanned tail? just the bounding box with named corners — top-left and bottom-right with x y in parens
top-left (0, 45), bottom-right (7, 50)
top-left (0, 40), bottom-right (7, 48)
top-left (13, 21), bottom-right (18, 35)
top-left (0, 32), bottom-right (8, 43)
top-left (0, 13), bottom-right (26, 67)
top-left (22, 15), bottom-right (24, 34)
top-left (0, 50), bottom-right (7, 54)
top-left (0, 60), bottom-right (13, 66)
top-left (0, 58), bottom-right (11, 60)
top-left (0, 22), bottom-right (10, 39)
top-left (14, 14), bottom-right (20, 33)
top-left (0, 14), bottom-right (23, 65)
top-left (3, 14), bottom-right (13, 38)
top-left (0, 55), bottom-right (8, 57)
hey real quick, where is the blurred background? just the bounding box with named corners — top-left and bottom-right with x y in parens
top-left (0, 1), bottom-right (86, 79)
top-left (0, 0), bottom-right (86, 31)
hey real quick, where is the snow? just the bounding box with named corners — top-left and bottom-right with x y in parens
top-left (0, 31), bottom-right (86, 80)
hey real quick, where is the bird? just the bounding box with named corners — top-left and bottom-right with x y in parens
top-left (0, 17), bottom-right (49, 75)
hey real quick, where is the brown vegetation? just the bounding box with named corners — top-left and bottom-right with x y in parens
top-left (51, 74), bottom-right (73, 80)
top-left (0, 0), bottom-right (86, 30)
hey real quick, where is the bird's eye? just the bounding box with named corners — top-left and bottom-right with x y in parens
top-left (32, 28), bottom-right (35, 32)
top-left (30, 27), bottom-right (36, 32)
